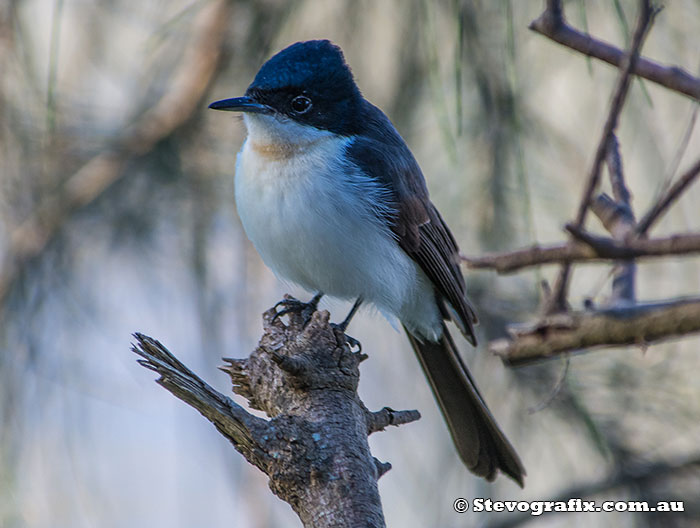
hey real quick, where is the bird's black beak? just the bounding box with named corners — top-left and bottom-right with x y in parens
top-left (208, 96), bottom-right (272, 114)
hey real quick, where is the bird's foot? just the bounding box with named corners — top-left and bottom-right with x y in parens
top-left (330, 296), bottom-right (363, 352)
top-left (272, 293), bottom-right (323, 327)
top-left (331, 323), bottom-right (362, 353)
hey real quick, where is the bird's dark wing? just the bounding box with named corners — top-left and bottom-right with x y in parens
top-left (345, 102), bottom-right (477, 344)
top-left (346, 103), bottom-right (526, 486)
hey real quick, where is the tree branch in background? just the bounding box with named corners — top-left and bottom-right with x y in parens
top-left (462, 232), bottom-right (700, 273)
top-left (546, 0), bottom-right (657, 313)
top-left (0, 0), bottom-right (231, 306)
top-left (529, 0), bottom-right (700, 101)
top-left (132, 301), bottom-right (420, 528)
top-left (489, 297), bottom-right (700, 366)
top-left (469, 133), bottom-right (700, 365)
top-left (595, 135), bottom-right (636, 304)
top-left (486, 140), bottom-right (700, 363)
top-left (488, 134), bottom-right (700, 365)
top-left (636, 157), bottom-right (700, 235)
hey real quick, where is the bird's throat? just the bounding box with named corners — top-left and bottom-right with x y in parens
top-left (244, 113), bottom-right (335, 161)
top-left (249, 139), bottom-right (310, 161)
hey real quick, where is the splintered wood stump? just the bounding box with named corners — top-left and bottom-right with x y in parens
top-left (132, 297), bottom-right (420, 527)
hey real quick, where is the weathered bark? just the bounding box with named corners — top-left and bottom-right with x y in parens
top-left (462, 231), bottom-right (700, 273)
top-left (490, 297), bottom-right (700, 365)
top-left (132, 299), bottom-right (420, 527)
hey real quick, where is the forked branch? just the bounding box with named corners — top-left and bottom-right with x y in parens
top-left (132, 301), bottom-right (420, 528)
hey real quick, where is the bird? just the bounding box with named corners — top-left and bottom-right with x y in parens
top-left (209, 39), bottom-right (525, 486)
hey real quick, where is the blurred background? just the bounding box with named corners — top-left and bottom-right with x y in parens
top-left (1, 0), bottom-right (700, 526)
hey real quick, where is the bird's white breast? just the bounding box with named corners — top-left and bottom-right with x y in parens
top-left (234, 113), bottom-right (442, 339)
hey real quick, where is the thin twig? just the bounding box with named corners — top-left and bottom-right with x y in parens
top-left (527, 356), bottom-right (570, 414)
top-left (659, 100), bottom-right (700, 195)
top-left (606, 135), bottom-right (632, 209)
top-left (636, 157), bottom-right (700, 235)
top-left (601, 135), bottom-right (636, 304)
top-left (546, 0), bottom-right (657, 313)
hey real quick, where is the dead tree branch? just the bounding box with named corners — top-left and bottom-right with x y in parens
top-left (489, 297), bottom-right (700, 366)
top-left (595, 135), bottom-right (636, 304)
top-left (529, 0), bottom-right (700, 101)
top-left (462, 232), bottom-right (700, 273)
top-left (468, 109), bottom-right (700, 365)
top-left (132, 300), bottom-right (420, 528)
top-left (465, 3), bottom-right (700, 366)
top-left (636, 157), bottom-right (700, 235)
top-left (546, 0), bottom-right (657, 313)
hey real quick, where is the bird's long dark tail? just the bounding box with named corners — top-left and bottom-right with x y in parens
top-left (405, 323), bottom-right (525, 486)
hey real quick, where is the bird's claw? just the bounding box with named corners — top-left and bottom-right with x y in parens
top-left (272, 296), bottom-right (319, 327)
top-left (331, 323), bottom-right (362, 353)
top-left (345, 334), bottom-right (362, 353)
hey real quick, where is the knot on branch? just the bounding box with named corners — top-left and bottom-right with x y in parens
top-left (367, 407), bottom-right (422, 434)
top-left (373, 458), bottom-right (392, 479)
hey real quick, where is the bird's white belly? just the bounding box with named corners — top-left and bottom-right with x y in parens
top-left (234, 132), bottom-right (442, 339)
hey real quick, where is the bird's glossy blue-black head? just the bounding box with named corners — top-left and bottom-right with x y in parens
top-left (209, 40), bottom-right (363, 135)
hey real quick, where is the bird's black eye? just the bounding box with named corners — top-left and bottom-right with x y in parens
top-left (291, 95), bottom-right (312, 114)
